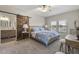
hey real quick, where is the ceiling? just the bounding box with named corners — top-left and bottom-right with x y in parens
top-left (0, 5), bottom-right (79, 17)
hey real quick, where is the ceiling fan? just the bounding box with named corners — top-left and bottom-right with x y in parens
top-left (37, 5), bottom-right (51, 12)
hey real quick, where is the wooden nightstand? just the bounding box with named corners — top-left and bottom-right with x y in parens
top-left (22, 32), bottom-right (30, 39)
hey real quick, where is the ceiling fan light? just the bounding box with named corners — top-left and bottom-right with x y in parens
top-left (37, 5), bottom-right (50, 12)
top-left (41, 9), bottom-right (48, 12)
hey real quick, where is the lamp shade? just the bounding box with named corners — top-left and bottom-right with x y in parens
top-left (23, 24), bottom-right (28, 28)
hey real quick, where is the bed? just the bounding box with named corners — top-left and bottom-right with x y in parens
top-left (31, 27), bottom-right (60, 46)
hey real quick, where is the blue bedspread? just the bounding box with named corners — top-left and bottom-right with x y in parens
top-left (35, 30), bottom-right (59, 46)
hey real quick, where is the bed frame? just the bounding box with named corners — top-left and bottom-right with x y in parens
top-left (31, 36), bottom-right (60, 47)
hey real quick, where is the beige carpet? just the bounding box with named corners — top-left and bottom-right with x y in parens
top-left (0, 38), bottom-right (60, 54)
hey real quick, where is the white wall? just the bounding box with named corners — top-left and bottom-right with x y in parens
top-left (22, 11), bottom-right (45, 26)
top-left (45, 10), bottom-right (79, 33)
top-left (29, 14), bottom-right (45, 26)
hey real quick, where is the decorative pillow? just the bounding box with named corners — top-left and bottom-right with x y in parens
top-left (32, 27), bottom-right (45, 32)
top-left (39, 27), bottom-right (45, 31)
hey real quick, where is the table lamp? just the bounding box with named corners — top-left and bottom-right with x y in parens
top-left (23, 24), bottom-right (28, 32)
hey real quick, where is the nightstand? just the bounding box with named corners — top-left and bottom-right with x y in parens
top-left (22, 31), bottom-right (30, 39)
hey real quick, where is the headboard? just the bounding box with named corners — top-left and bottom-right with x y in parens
top-left (30, 26), bottom-right (43, 32)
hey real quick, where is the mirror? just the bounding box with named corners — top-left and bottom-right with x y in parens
top-left (0, 12), bottom-right (16, 30)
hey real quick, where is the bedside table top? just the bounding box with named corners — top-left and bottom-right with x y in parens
top-left (22, 31), bottom-right (29, 33)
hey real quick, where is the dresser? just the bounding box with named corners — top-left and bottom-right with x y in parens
top-left (0, 30), bottom-right (16, 43)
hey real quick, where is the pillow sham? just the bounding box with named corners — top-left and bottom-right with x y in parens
top-left (32, 27), bottom-right (45, 32)
top-left (39, 27), bottom-right (45, 31)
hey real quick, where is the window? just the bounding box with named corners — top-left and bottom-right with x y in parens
top-left (59, 20), bottom-right (67, 33)
top-left (51, 21), bottom-right (57, 31)
top-left (51, 20), bottom-right (67, 38)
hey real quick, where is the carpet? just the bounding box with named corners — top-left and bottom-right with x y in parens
top-left (0, 38), bottom-right (60, 54)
